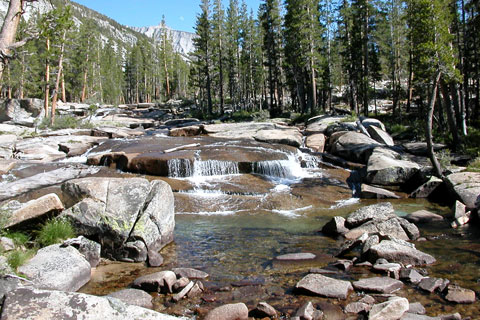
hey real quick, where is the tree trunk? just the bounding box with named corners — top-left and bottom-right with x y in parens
top-left (80, 48), bottom-right (89, 103)
top-left (51, 30), bottom-right (67, 126)
top-left (439, 79), bottom-right (460, 150)
top-left (44, 37), bottom-right (50, 118)
top-left (426, 71), bottom-right (444, 179)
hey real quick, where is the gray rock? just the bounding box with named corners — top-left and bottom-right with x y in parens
top-left (445, 172), bottom-right (480, 210)
top-left (346, 218), bottom-right (414, 241)
top-left (306, 115), bottom-right (347, 134)
top-left (254, 128), bottom-right (303, 147)
top-left (399, 268), bottom-right (425, 284)
top-left (0, 276), bottom-right (23, 301)
top-left (62, 236), bottom-right (101, 268)
top-left (18, 244), bottom-right (91, 292)
top-left (321, 216), bottom-right (349, 236)
top-left (345, 302), bottom-right (371, 314)
top-left (409, 176), bottom-right (443, 198)
top-left (295, 273), bottom-right (353, 299)
top-left (204, 122), bottom-right (275, 140)
top-left (444, 285), bottom-right (476, 303)
top-left (169, 126), bottom-right (202, 137)
top-left (61, 177), bottom-right (175, 262)
top-left (147, 250), bottom-right (164, 267)
top-left (172, 267), bottom-right (209, 279)
top-left (275, 253), bottom-right (316, 261)
top-left (0, 237), bottom-right (15, 252)
top-left (373, 263), bottom-right (402, 279)
top-left (331, 259), bottom-right (354, 271)
top-left (204, 303), bottom-right (249, 320)
top-left (345, 202), bottom-right (396, 228)
top-left (172, 281), bottom-right (194, 302)
top-left (397, 218), bottom-right (421, 241)
top-left (366, 147), bottom-right (420, 186)
top-left (361, 118), bottom-right (386, 131)
top-left (107, 288), bottom-right (154, 309)
top-left (173, 277), bottom-right (190, 292)
top-left (403, 142), bottom-right (446, 156)
top-left (132, 271), bottom-right (177, 293)
top-left (369, 296), bottom-right (409, 320)
top-left (418, 277), bottom-right (449, 293)
top-left (367, 240), bottom-right (436, 266)
top-left (0, 99), bottom-right (44, 127)
top-left (0, 287), bottom-right (184, 320)
top-left (306, 133), bottom-right (326, 152)
top-left (361, 184), bottom-right (401, 199)
top-left (250, 302), bottom-right (278, 318)
top-left (452, 200), bottom-right (469, 227)
top-left (186, 281), bottom-right (203, 298)
top-left (362, 234), bottom-right (380, 255)
top-left (408, 302), bottom-right (426, 315)
top-left (405, 210), bottom-right (444, 224)
top-left (367, 126), bottom-right (394, 146)
top-left (329, 131), bottom-right (380, 164)
top-left (360, 295), bottom-right (376, 304)
top-left (295, 301), bottom-right (322, 320)
top-left (353, 277), bottom-right (403, 293)
top-left (0, 256), bottom-right (13, 276)
top-left (0, 137), bottom-right (17, 160)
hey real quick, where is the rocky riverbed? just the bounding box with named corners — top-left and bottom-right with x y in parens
top-left (0, 99), bottom-right (479, 319)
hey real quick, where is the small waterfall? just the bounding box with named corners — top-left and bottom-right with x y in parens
top-left (168, 159), bottom-right (193, 177)
top-left (253, 154), bottom-right (305, 180)
top-left (193, 160), bottom-right (239, 176)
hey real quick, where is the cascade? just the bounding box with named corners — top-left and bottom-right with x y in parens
top-left (252, 153), bottom-right (306, 181)
top-left (167, 158), bottom-right (193, 177)
top-left (193, 160), bottom-right (239, 176)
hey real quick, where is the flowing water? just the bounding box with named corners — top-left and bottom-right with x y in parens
top-left (54, 136), bottom-right (480, 318)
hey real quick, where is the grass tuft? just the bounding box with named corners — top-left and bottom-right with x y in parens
top-left (37, 218), bottom-right (75, 247)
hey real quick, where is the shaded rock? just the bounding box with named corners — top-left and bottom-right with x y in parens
top-left (17, 244), bottom-right (90, 292)
top-left (403, 142), bottom-right (446, 156)
top-left (295, 273), bottom-right (353, 299)
top-left (92, 126), bottom-right (144, 139)
top-left (360, 295), bottom-right (376, 305)
top-left (61, 177), bottom-right (174, 262)
top-left (186, 281), bottom-right (203, 298)
top-left (321, 216), bottom-right (349, 236)
top-left (254, 128), bottom-right (303, 148)
top-left (0, 237), bottom-right (15, 252)
top-left (4, 193), bottom-right (64, 228)
top-left (306, 133), bottom-right (326, 152)
top-left (367, 240), bottom-right (436, 266)
top-left (337, 232), bottom-right (369, 256)
top-left (204, 303), bottom-right (249, 320)
top-left (0, 287), bottom-right (183, 320)
top-left (445, 172), bottom-right (480, 210)
top-left (408, 302), bottom-right (426, 315)
top-left (250, 302), bottom-right (278, 318)
top-left (345, 302), bottom-right (371, 314)
top-left (132, 271), bottom-right (177, 293)
top-left (418, 278), bottom-right (449, 293)
top-left (164, 118), bottom-right (200, 127)
top-left (369, 296), bottom-right (409, 320)
top-left (373, 263), bottom-right (402, 279)
top-left (345, 202), bottom-right (396, 228)
top-left (452, 200), bottom-right (469, 227)
top-left (172, 267), bottom-right (209, 279)
top-left (172, 277), bottom-right (190, 292)
top-left (331, 259), bottom-right (354, 271)
top-left (295, 301), bottom-right (323, 320)
top-left (405, 210), bottom-right (444, 224)
top-left (169, 125), bottom-right (202, 137)
top-left (397, 218), bottom-right (421, 241)
top-left (361, 184), bottom-right (401, 199)
top-left (366, 148), bottom-right (420, 186)
top-left (444, 285), bottom-right (476, 304)
top-left (276, 253), bottom-right (316, 261)
top-left (0, 166), bottom-right (99, 202)
top-left (362, 234), bottom-right (380, 255)
top-left (325, 121), bottom-right (358, 136)
top-left (172, 281), bottom-right (194, 302)
top-left (147, 250), bottom-right (164, 267)
top-left (353, 277), bottom-right (403, 293)
top-left (399, 268), bottom-right (425, 284)
top-left (0, 99), bottom-right (44, 126)
top-left (367, 126), bottom-right (394, 146)
top-left (409, 177), bottom-right (443, 198)
top-left (107, 288), bottom-right (153, 309)
top-left (62, 236), bottom-right (101, 268)
top-left (329, 131), bottom-right (380, 164)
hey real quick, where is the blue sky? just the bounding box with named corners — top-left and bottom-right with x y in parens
top-left (73, 0), bottom-right (262, 33)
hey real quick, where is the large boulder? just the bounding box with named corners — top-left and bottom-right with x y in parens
top-left (305, 133), bottom-right (326, 152)
top-left (295, 273), bottom-right (353, 299)
top-left (367, 240), bottom-right (436, 266)
top-left (61, 177), bottom-right (175, 262)
top-left (306, 115), bottom-right (347, 134)
top-left (0, 287), bottom-right (184, 320)
top-left (345, 202), bottom-right (396, 228)
top-left (366, 147), bottom-right (420, 186)
top-left (329, 131), bottom-right (380, 164)
top-left (445, 172), bottom-right (480, 210)
top-left (17, 244), bottom-right (91, 292)
top-left (254, 127), bottom-right (303, 147)
top-left (367, 126), bottom-right (394, 146)
top-left (0, 99), bottom-right (44, 127)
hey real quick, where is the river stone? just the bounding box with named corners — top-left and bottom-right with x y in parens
top-left (367, 240), bottom-right (436, 266)
top-left (173, 277), bottom-right (190, 292)
top-left (0, 166), bottom-right (99, 202)
top-left (0, 99), bottom-right (44, 126)
top-left (367, 126), bottom-right (394, 146)
top-left (172, 267), bottom-right (209, 279)
top-left (204, 303), bottom-right (249, 320)
top-left (0, 287), bottom-right (184, 320)
top-left (275, 253), bottom-right (316, 261)
top-left (408, 302), bottom-right (426, 315)
top-left (306, 134), bottom-right (326, 152)
top-left (369, 296), bottom-right (409, 320)
top-left (321, 216), bottom-right (349, 236)
top-left (373, 263), bottom-right (402, 279)
top-left (172, 281), bottom-right (194, 302)
top-left (444, 285), bottom-right (476, 303)
top-left (361, 184), bottom-right (401, 199)
top-left (401, 313), bottom-right (461, 320)
top-left (62, 236), bottom-right (101, 268)
top-left (107, 288), bottom-right (154, 309)
top-left (132, 271), bottom-right (177, 293)
top-left (345, 202), bottom-right (396, 228)
top-left (250, 302), bottom-right (278, 318)
top-left (295, 273), bottom-right (353, 299)
top-left (329, 131), bottom-right (381, 164)
top-left (409, 176), bottom-right (443, 198)
top-left (17, 244), bottom-right (90, 292)
top-left (353, 277), bottom-right (403, 293)
top-left (295, 301), bottom-right (322, 320)
top-left (399, 268), bottom-right (425, 284)
top-left (4, 193), bottom-right (64, 228)
top-left (345, 302), bottom-right (371, 314)
top-left (61, 177), bottom-right (174, 262)
top-left (405, 210), bottom-right (444, 224)
top-left (445, 172), bottom-right (480, 210)
top-left (366, 148), bottom-right (420, 186)
top-left (254, 128), bottom-right (303, 148)
top-left (418, 277), bottom-right (448, 293)
top-left (186, 281), bottom-right (203, 298)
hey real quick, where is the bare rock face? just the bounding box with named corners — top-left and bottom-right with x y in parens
top-left (18, 244), bottom-right (91, 292)
top-left (295, 273), bottom-right (353, 299)
top-left (0, 287), bottom-right (183, 320)
top-left (204, 303), bottom-right (249, 320)
top-left (61, 177), bottom-right (175, 262)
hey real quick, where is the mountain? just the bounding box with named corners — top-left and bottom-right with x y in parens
top-left (131, 25), bottom-right (196, 57)
top-left (0, 0), bottom-right (195, 56)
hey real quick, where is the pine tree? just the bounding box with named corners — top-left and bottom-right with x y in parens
top-left (212, 0), bottom-right (226, 114)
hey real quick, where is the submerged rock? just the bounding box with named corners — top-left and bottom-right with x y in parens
top-left (353, 277), bottom-right (403, 293)
top-left (405, 210), bottom-right (444, 224)
top-left (18, 244), bottom-right (91, 292)
top-left (295, 273), bottom-right (353, 299)
top-left (250, 302), bottom-right (278, 318)
top-left (275, 252), bottom-right (316, 261)
top-left (361, 184), bottom-right (401, 199)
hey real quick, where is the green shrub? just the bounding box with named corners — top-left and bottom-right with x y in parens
top-left (37, 218), bottom-right (75, 247)
top-left (38, 116), bottom-right (94, 130)
top-left (7, 249), bottom-right (35, 271)
top-left (4, 232), bottom-right (29, 247)
top-left (467, 156), bottom-right (480, 172)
